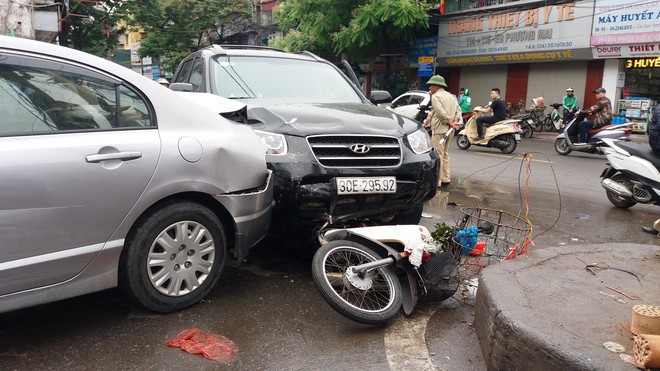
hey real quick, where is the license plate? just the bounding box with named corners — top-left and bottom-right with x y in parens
top-left (336, 177), bottom-right (397, 195)
top-left (527, 119), bottom-right (534, 124)
top-left (515, 134), bottom-right (521, 140)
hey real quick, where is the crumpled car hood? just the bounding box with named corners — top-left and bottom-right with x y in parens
top-left (246, 102), bottom-right (421, 137)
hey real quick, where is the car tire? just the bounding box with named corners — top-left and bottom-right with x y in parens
top-left (390, 205), bottom-right (424, 224)
top-left (119, 201), bottom-right (227, 313)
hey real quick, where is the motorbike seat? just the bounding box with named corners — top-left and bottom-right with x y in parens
top-left (618, 142), bottom-right (660, 169)
top-left (588, 125), bottom-right (615, 134)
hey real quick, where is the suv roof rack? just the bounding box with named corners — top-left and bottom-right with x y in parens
top-left (211, 44), bottom-right (286, 52)
top-left (293, 50), bottom-right (323, 61)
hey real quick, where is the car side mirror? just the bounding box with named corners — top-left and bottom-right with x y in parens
top-left (370, 90), bottom-right (392, 105)
top-left (169, 82), bottom-right (193, 92)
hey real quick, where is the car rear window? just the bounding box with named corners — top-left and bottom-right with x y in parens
top-left (209, 56), bottom-right (362, 104)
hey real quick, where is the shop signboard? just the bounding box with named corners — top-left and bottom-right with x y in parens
top-left (418, 56), bottom-right (434, 77)
top-left (593, 43), bottom-right (660, 58)
top-left (591, 0), bottom-right (660, 46)
top-left (436, 0), bottom-right (594, 66)
top-left (409, 37), bottom-right (438, 67)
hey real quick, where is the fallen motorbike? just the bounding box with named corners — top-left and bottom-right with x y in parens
top-left (554, 111), bottom-right (633, 156)
top-left (311, 215), bottom-right (495, 325)
top-left (456, 107), bottom-right (522, 154)
top-left (600, 138), bottom-right (660, 209)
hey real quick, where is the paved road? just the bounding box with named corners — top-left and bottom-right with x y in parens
top-left (1, 134), bottom-right (657, 370)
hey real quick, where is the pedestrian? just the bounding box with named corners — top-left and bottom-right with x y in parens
top-left (577, 87), bottom-right (612, 143)
top-left (563, 87), bottom-right (578, 123)
top-left (157, 78), bottom-right (170, 87)
top-left (473, 88), bottom-right (507, 141)
top-left (422, 75), bottom-right (461, 187)
top-left (642, 104), bottom-right (660, 235)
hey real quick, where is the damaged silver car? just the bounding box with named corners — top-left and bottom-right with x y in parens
top-left (0, 36), bottom-right (273, 314)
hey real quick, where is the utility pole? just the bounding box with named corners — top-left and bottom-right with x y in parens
top-left (56, 0), bottom-right (68, 46)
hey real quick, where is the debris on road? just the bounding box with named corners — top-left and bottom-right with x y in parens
top-left (165, 328), bottom-right (238, 363)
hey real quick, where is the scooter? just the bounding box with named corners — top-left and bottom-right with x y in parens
top-left (455, 107), bottom-right (522, 154)
top-left (518, 111), bottom-right (537, 138)
top-left (600, 138), bottom-right (660, 209)
top-left (543, 103), bottom-right (565, 132)
top-left (311, 215), bottom-right (494, 325)
top-left (554, 111), bottom-right (633, 156)
top-left (414, 103), bottom-right (432, 136)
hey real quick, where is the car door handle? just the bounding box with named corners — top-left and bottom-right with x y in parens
top-left (86, 151), bottom-right (142, 163)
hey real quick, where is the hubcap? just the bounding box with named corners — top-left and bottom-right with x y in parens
top-left (147, 221), bottom-right (215, 296)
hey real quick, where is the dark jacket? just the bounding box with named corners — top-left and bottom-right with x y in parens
top-left (650, 104), bottom-right (660, 153)
top-left (587, 97), bottom-right (612, 128)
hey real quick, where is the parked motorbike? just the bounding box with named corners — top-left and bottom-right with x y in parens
top-left (456, 107), bottom-right (522, 154)
top-left (518, 111), bottom-right (537, 138)
top-left (543, 103), bottom-right (566, 132)
top-left (311, 216), bottom-right (494, 325)
top-left (554, 111), bottom-right (633, 156)
top-left (414, 103), bottom-right (432, 136)
top-left (600, 138), bottom-right (660, 209)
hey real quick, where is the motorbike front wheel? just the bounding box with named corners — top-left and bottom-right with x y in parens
top-left (499, 134), bottom-right (517, 154)
top-left (456, 134), bottom-right (471, 150)
top-left (554, 138), bottom-right (572, 155)
top-left (543, 117), bottom-right (556, 132)
top-left (312, 240), bottom-right (403, 325)
top-left (605, 174), bottom-right (637, 208)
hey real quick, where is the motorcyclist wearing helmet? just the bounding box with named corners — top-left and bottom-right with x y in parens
top-left (458, 88), bottom-right (473, 120)
top-left (563, 87), bottom-right (578, 123)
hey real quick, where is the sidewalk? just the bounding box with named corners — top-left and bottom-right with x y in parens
top-left (530, 130), bottom-right (648, 144)
top-left (474, 243), bottom-right (660, 370)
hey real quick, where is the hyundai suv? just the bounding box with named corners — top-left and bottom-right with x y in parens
top-left (171, 45), bottom-right (439, 228)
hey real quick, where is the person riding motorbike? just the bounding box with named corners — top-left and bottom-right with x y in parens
top-left (474, 88), bottom-right (507, 141)
top-left (563, 87), bottom-right (578, 123)
top-left (577, 87), bottom-right (612, 144)
top-left (458, 88), bottom-right (472, 121)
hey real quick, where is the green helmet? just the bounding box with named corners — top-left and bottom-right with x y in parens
top-left (427, 75), bottom-right (447, 87)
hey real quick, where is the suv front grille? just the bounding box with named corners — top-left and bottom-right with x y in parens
top-left (307, 135), bottom-right (402, 167)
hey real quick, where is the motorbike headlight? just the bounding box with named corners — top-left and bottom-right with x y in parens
top-left (253, 130), bottom-right (288, 155)
top-left (407, 129), bottom-right (433, 154)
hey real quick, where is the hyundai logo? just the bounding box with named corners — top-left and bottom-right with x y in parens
top-left (350, 144), bottom-right (370, 154)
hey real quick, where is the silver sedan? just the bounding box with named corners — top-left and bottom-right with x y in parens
top-left (0, 36), bottom-right (272, 314)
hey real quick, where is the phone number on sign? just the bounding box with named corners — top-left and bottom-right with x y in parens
top-left (336, 177), bottom-right (397, 195)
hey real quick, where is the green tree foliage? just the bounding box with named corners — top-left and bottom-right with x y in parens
top-left (123, 0), bottom-right (252, 71)
top-left (272, 0), bottom-right (431, 59)
top-left (60, 0), bottom-right (125, 56)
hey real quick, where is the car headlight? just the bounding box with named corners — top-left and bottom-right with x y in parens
top-left (253, 130), bottom-right (288, 155)
top-left (407, 128), bottom-right (432, 154)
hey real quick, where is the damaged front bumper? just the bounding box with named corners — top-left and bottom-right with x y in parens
top-left (215, 170), bottom-right (274, 261)
top-left (269, 154), bottom-right (439, 225)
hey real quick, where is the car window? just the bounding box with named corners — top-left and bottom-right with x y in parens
top-left (409, 95), bottom-right (424, 105)
top-left (209, 56), bottom-right (362, 104)
top-left (391, 95), bottom-right (411, 108)
top-left (173, 58), bottom-right (193, 83)
top-left (0, 54), bottom-right (152, 135)
top-left (189, 57), bottom-right (204, 92)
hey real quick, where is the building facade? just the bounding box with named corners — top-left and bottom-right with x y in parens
top-left (435, 0), bottom-right (659, 126)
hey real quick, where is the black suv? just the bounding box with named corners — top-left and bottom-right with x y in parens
top-left (171, 45), bottom-right (439, 228)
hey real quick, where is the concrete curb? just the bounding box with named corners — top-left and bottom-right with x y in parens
top-left (474, 243), bottom-right (660, 371)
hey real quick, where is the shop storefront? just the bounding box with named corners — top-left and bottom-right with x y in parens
top-left (590, 0), bottom-right (660, 131)
top-left (435, 1), bottom-right (596, 110)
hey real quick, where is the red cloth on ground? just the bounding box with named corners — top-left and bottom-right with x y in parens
top-left (165, 327), bottom-right (239, 363)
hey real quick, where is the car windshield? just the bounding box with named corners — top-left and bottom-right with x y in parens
top-left (209, 56), bottom-right (362, 104)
